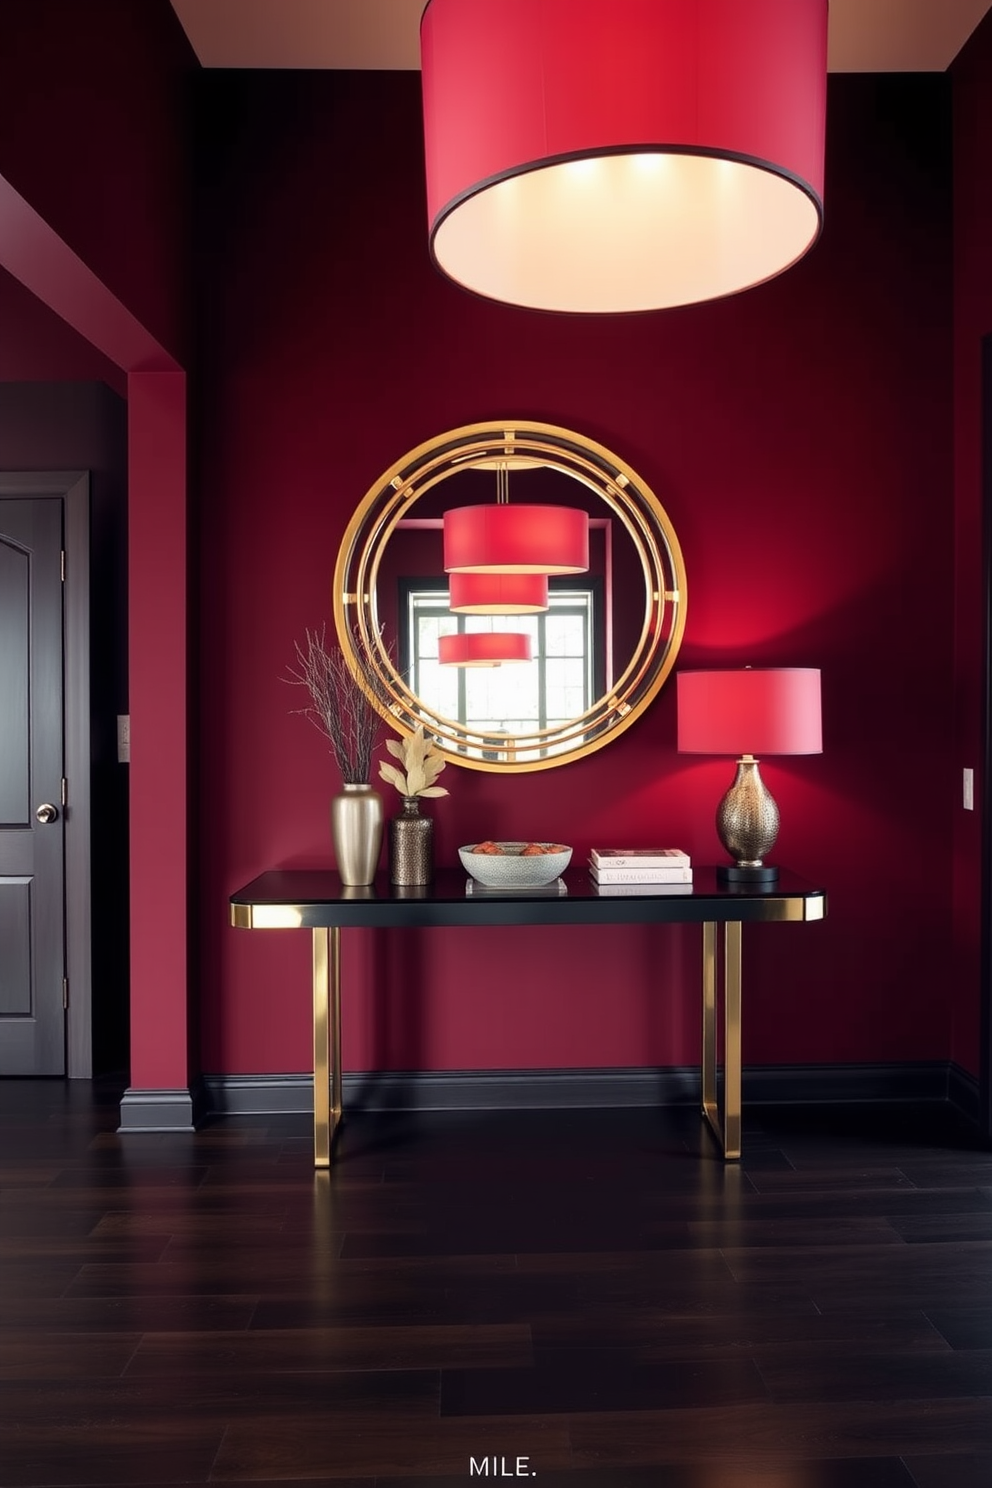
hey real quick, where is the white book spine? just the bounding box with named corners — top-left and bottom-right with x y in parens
top-left (594, 881), bottom-right (694, 895)
top-left (590, 850), bottom-right (691, 868)
top-left (589, 864), bottom-right (693, 883)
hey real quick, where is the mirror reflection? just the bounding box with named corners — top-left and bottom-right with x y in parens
top-left (334, 424), bottom-right (687, 772)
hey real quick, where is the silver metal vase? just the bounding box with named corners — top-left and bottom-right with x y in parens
top-left (331, 783), bottom-right (384, 886)
top-left (389, 796), bottom-right (434, 886)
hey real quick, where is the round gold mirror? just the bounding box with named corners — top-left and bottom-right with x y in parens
top-left (334, 422), bottom-right (687, 772)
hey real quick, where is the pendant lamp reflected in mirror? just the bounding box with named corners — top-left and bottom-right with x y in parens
top-left (439, 632), bottom-right (533, 666)
top-left (443, 460), bottom-right (589, 575)
top-left (420, 0), bottom-right (828, 314)
top-left (449, 572), bottom-right (549, 614)
top-left (444, 503), bottom-right (588, 574)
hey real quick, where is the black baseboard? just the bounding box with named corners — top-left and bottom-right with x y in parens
top-left (743, 1060), bottom-right (956, 1106)
top-left (204, 1067), bottom-right (697, 1115)
top-left (117, 1078), bottom-right (209, 1133)
top-left (201, 1061), bottom-right (975, 1119)
top-left (948, 1061), bottom-right (982, 1123)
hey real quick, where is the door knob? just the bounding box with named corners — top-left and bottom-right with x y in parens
top-left (35, 803), bottom-right (59, 824)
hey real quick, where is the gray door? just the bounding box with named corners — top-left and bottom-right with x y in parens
top-left (0, 499), bottom-right (66, 1074)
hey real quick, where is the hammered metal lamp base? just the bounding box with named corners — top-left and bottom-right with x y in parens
top-left (716, 756), bottom-right (780, 885)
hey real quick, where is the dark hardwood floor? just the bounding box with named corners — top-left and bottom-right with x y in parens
top-left (2, 1079), bottom-right (991, 1488)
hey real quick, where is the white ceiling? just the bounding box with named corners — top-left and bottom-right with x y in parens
top-left (169, 0), bottom-right (992, 74)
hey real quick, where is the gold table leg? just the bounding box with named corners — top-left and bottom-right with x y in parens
top-left (701, 921), bottom-right (718, 1135)
top-left (700, 920), bottom-right (743, 1161)
top-left (723, 921), bottom-right (742, 1160)
top-left (312, 926), bottom-right (342, 1168)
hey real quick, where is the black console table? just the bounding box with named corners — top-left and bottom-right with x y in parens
top-left (230, 866), bottom-right (826, 1165)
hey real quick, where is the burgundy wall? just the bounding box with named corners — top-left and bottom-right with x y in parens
top-left (0, 16), bottom-right (975, 1096)
top-left (0, 0), bottom-right (195, 364)
top-left (0, 267), bottom-right (125, 394)
top-left (196, 70), bottom-right (956, 1078)
top-left (0, 1), bottom-right (198, 1096)
top-left (951, 14), bottom-right (992, 1077)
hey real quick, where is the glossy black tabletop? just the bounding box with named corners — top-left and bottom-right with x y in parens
top-left (231, 866), bottom-right (826, 930)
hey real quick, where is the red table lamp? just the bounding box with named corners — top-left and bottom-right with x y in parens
top-left (677, 668), bottom-right (822, 883)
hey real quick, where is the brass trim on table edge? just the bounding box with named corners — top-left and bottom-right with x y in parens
top-left (231, 903), bottom-right (306, 929)
top-left (754, 893), bottom-right (827, 923)
top-left (232, 891), bottom-right (826, 928)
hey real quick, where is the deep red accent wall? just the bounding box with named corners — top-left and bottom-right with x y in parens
top-left (127, 370), bottom-right (190, 1090)
top-left (0, 0), bottom-right (196, 364)
top-left (951, 15), bottom-right (992, 1078)
top-left (0, 266), bottom-right (124, 393)
top-left (196, 71), bottom-right (955, 1077)
top-left (0, 170), bottom-right (175, 377)
top-left (0, 2), bottom-right (196, 1095)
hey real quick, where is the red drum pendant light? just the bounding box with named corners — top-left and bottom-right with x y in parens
top-left (449, 572), bottom-right (550, 614)
top-left (420, 0), bottom-right (828, 314)
top-left (439, 632), bottom-right (533, 666)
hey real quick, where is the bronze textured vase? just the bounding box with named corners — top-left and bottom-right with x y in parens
top-left (389, 796), bottom-right (433, 886)
top-left (331, 783), bottom-right (383, 886)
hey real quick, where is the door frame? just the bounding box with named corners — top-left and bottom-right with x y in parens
top-left (0, 472), bottom-right (91, 1077)
top-left (982, 340), bottom-right (992, 1142)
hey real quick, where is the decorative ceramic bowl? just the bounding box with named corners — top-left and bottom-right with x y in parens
top-left (458, 841), bottom-right (573, 888)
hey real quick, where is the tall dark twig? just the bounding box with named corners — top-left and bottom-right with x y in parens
top-left (285, 626), bottom-right (388, 784)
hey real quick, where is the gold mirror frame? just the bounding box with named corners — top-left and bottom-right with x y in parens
top-left (333, 421), bottom-right (687, 772)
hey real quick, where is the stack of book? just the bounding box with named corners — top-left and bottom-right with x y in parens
top-left (588, 848), bottom-right (693, 894)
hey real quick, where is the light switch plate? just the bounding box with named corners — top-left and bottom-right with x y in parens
top-left (963, 767), bottom-right (974, 810)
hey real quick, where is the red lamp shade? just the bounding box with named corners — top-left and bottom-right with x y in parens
top-left (438, 632), bottom-right (533, 667)
top-left (443, 503), bottom-right (589, 574)
top-left (420, 0), bottom-right (827, 313)
top-left (448, 572), bottom-right (549, 614)
top-left (677, 669), bottom-right (822, 756)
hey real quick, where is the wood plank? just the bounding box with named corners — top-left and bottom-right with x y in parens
top-left (127, 1323), bottom-right (534, 1375)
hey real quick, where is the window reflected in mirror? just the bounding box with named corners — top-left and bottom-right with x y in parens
top-left (400, 576), bottom-right (603, 763)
